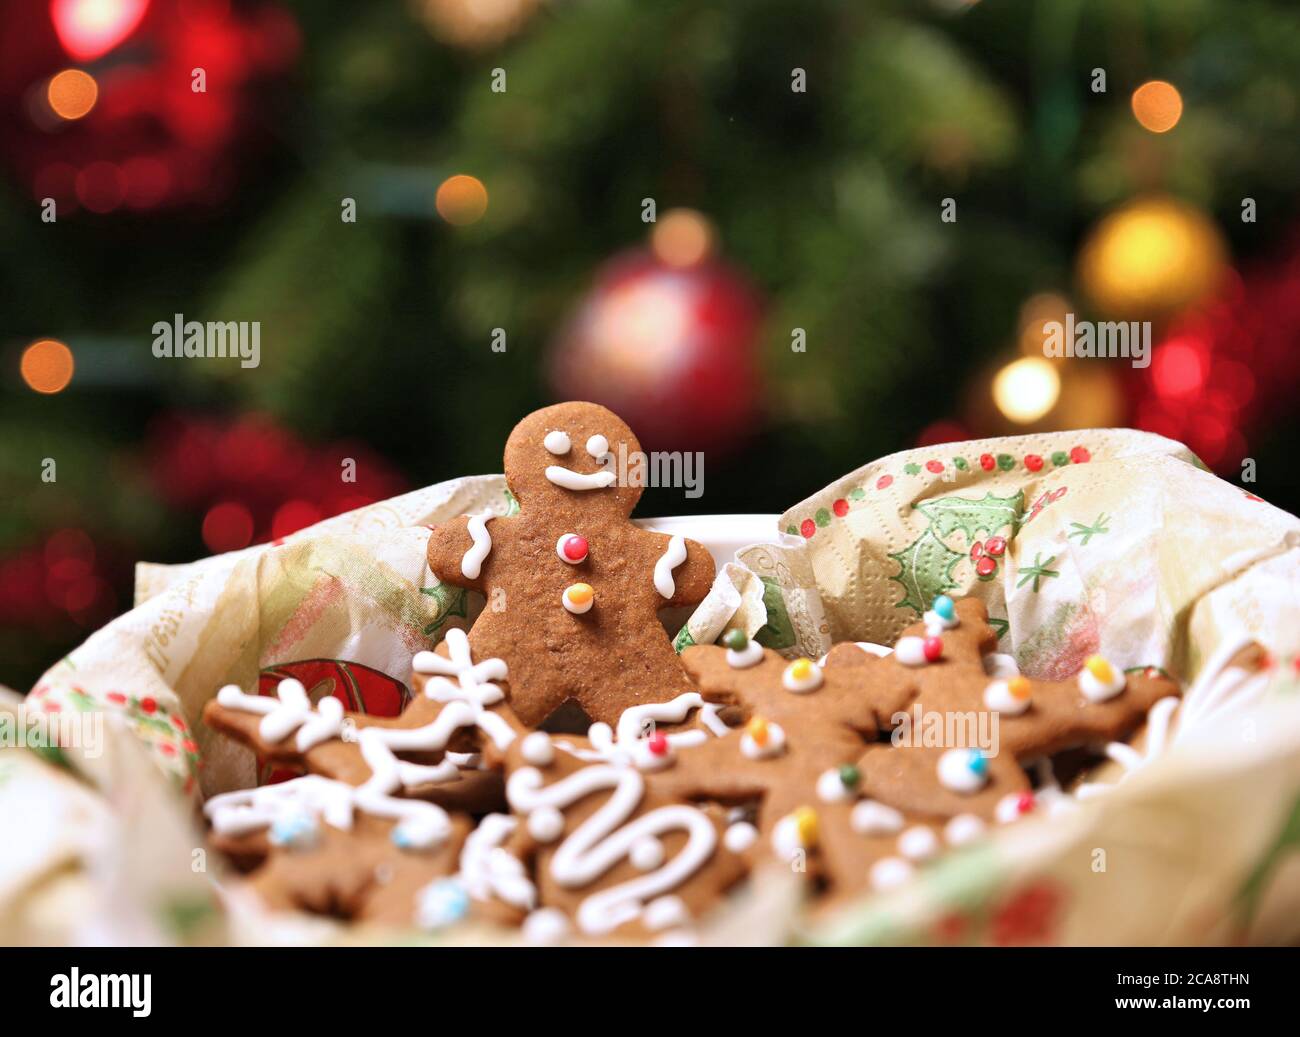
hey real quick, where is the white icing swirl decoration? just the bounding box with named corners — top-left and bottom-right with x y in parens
top-left (216, 678), bottom-right (345, 753)
top-left (505, 763), bottom-right (717, 936)
top-left (555, 694), bottom-right (727, 771)
top-left (455, 813), bottom-right (536, 910)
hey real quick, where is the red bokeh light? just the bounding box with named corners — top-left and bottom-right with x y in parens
top-left (1151, 336), bottom-right (1208, 399)
top-left (202, 500), bottom-right (254, 553)
top-left (271, 499), bottom-right (322, 540)
top-left (74, 159), bottom-right (124, 212)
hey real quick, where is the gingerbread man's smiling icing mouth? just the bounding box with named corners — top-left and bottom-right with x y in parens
top-left (543, 428), bottom-right (617, 491)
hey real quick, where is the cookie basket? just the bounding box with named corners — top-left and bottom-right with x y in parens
top-left (5, 425), bottom-right (1300, 946)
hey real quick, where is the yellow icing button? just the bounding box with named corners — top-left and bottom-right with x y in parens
top-left (789, 657), bottom-right (814, 681)
top-left (562, 583), bottom-right (594, 615)
top-left (794, 806), bottom-right (818, 848)
top-left (745, 716), bottom-right (769, 746)
top-left (1007, 676), bottom-right (1032, 700)
top-left (1084, 655), bottom-right (1114, 684)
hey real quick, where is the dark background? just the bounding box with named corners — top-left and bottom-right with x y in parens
top-left (4, 0), bottom-right (1299, 690)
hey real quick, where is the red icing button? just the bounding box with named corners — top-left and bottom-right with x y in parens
top-left (832, 498), bottom-right (849, 517)
top-left (876, 475), bottom-right (893, 490)
top-left (926, 460), bottom-right (944, 474)
top-left (1025, 454), bottom-right (1043, 472)
top-left (922, 636), bottom-right (943, 662)
top-left (561, 534), bottom-right (589, 562)
top-left (979, 453), bottom-right (996, 471)
top-left (976, 556), bottom-right (997, 577)
top-left (647, 731), bottom-right (669, 756)
top-left (985, 536), bottom-right (1006, 557)
top-left (800, 519), bottom-right (816, 538)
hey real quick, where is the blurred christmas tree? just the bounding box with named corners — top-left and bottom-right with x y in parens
top-left (3, 0), bottom-right (1300, 688)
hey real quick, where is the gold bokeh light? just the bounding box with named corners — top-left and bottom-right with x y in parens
top-left (47, 69), bottom-right (99, 121)
top-left (21, 339), bottom-right (75, 394)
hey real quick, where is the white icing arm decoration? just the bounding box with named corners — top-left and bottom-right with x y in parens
top-left (461, 513), bottom-right (493, 580)
top-left (653, 535), bottom-right (688, 599)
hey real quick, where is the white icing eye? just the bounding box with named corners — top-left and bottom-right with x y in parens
top-left (586, 434), bottom-right (609, 458)
top-left (543, 430), bottom-right (571, 455)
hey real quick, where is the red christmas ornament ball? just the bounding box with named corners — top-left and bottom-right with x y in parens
top-left (549, 251), bottom-right (763, 455)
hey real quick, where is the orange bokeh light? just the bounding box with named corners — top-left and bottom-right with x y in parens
top-left (47, 69), bottom-right (99, 121)
top-left (651, 208), bottom-right (715, 268)
top-left (1131, 80), bottom-right (1183, 133)
top-left (20, 339), bottom-right (75, 394)
top-left (435, 174), bottom-right (489, 226)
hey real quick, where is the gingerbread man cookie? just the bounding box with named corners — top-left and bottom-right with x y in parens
top-left (425, 402), bottom-right (716, 728)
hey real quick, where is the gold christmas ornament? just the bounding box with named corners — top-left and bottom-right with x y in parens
top-left (1077, 196), bottom-right (1227, 317)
